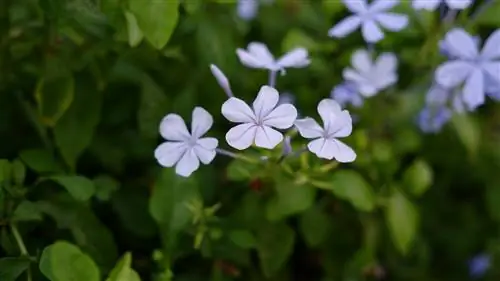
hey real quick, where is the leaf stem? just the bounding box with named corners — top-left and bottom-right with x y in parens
top-left (10, 223), bottom-right (32, 281)
top-left (268, 70), bottom-right (277, 88)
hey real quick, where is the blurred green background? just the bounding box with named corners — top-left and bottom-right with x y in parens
top-left (1, 0), bottom-right (500, 280)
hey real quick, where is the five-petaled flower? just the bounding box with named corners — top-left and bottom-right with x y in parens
top-left (236, 42), bottom-right (310, 74)
top-left (294, 99), bottom-right (356, 162)
top-left (343, 49), bottom-right (398, 97)
top-left (412, 0), bottom-right (473, 11)
top-left (221, 85), bottom-right (298, 150)
top-left (328, 0), bottom-right (409, 43)
top-left (154, 107), bottom-right (218, 177)
top-left (435, 28), bottom-right (500, 110)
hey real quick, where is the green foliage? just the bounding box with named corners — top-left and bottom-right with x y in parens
top-left (0, 257), bottom-right (31, 281)
top-left (328, 170), bottom-right (375, 212)
top-left (385, 188), bottom-right (419, 255)
top-left (106, 252), bottom-right (141, 281)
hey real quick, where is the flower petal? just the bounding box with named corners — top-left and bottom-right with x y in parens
top-left (482, 62), bottom-right (500, 84)
top-left (221, 97), bottom-right (255, 123)
top-left (175, 149), bottom-right (200, 177)
top-left (462, 68), bottom-right (485, 110)
top-left (247, 42), bottom-right (275, 65)
top-left (253, 85), bottom-right (279, 120)
top-left (307, 138), bottom-right (336, 160)
top-left (294, 117), bottom-right (323, 139)
top-left (154, 141), bottom-right (188, 167)
top-left (445, 0), bottom-right (473, 9)
top-left (210, 64), bottom-right (230, 91)
top-left (225, 123), bottom-right (257, 150)
top-left (412, 0), bottom-right (440, 10)
top-left (237, 0), bottom-right (258, 20)
top-left (277, 48), bottom-right (310, 68)
top-left (481, 30), bottom-right (500, 59)
top-left (351, 49), bottom-right (372, 73)
top-left (197, 137), bottom-right (218, 150)
top-left (375, 13), bottom-right (408, 31)
top-left (194, 145), bottom-right (216, 164)
top-left (342, 0), bottom-right (368, 13)
top-left (191, 107), bottom-right (213, 139)
top-left (317, 98), bottom-right (342, 134)
top-left (328, 16), bottom-right (362, 38)
top-left (329, 110), bottom-right (353, 138)
top-left (254, 125), bottom-right (283, 149)
top-left (443, 28), bottom-right (479, 60)
top-left (159, 114), bottom-right (191, 141)
top-left (374, 52), bottom-right (397, 73)
top-left (425, 84), bottom-right (450, 106)
top-left (361, 20), bottom-right (384, 43)
top-left (263, 104), bottom-right (297, 129)
top-left (236, 49), bottom-right (268, 68)
top-left (369, 0), bottom-right (399, 12)
top-left (332, 139), bottom-right (357, 163)
top-left (435, 61), bottom-right (473, 88)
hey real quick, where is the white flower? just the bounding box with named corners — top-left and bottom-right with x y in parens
top-left (154, 107), bottom-right (218, 177)
top-left (294, 99), bottom-right (356, 163)
top-left (236, 42), bottom-right (310, 73)
top-left (412, 0), bottom-right (473, 11)
top-left (328, 0), bottom-right (409, 43)
top-left (221, 85), bottom-right (298, 150)
top-left (343, 49), bottom-right (398, 97)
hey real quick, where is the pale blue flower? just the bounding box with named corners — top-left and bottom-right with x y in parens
top-left (330, 82), bottom-right (364, 108)
top-left (412, 0), bottom-right (473, 11)
top-left (468, 254), bottom-right (491, 279)
top-left (417, 106), bottom-right (452, 133)
top-left (435, 28), bottom-right (500, 110)
top-left (236, 42), bottom-right (310, 73)
top-left (328, 0), bottom-right (409, 43)
top-left (343, 49), bottom-right (398, 97)
top-left (237, 0), bottom-right (258, 20)
top-left (425, 84), bottom-right (467, 113)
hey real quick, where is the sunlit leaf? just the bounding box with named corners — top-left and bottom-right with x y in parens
top-left (123, 10), bottom-right (144, 47)
top-left (328, 170), bottom-right (375, 212)
top-left (49, 176), bottom-right (96, 201)
top-left (34, 75), bottom-right (74, 127)
top-left (385, 188), bottom-right (419, 255)
top-left (106, 252), bottom-right (141, 281)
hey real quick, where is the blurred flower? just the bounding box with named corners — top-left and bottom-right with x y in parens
top-left (282, 135), bottom-right (293, 155)
top-left (154, 107), bottom-right (218, 177)
top-left (343, 49), bottom-right (398, 97)
top-left (328, 0), bottom-right (409, 43)
top-left (331, 82), bottom-right (364, 107)
top-left (210, 64), bottom-right (234, 98)
top-left (425, 83), bottom-right (467, 113)
top-left (435, 28), bottom-right (500, 110)
top-left (221, 86), bottom-right (297, 150)
top-left (417, 106), bottom-right (452, 133)
top-left (237, 0), bottom-right (259, 20)
top-left (294, 99), bottom-right (356, 162)
top-left (468, 254), bottom-right (491, 279)
top-left (236, 42), bottom-right (310, 74)
top-left (277, 92), bottom-right (296, 105)
top-left (412, 0), bottom-right (473, 11)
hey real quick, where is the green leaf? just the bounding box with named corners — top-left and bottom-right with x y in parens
top-left (282, 29), bottom-right (319, 53)
top-left (12, 200), bottom-right (43, 222)
top-left (266, 178), bottom-right (316, 221)
top-left (137, 75), bottom-right (169, 139)
top-left (53, 77), bottom-right (102, 169)
top-left (328, 170), bottom-right (375, 212)
top-left (129, 0), bottom-right (179, 49)
top-left (39, 241), bottom-right (100, 281)
top-left (19, 149), bottom-right (62, 174)
top-left (149, 169), bottom-right (200, 248)
top-left (473, 0), bottom-right (500, 26)
top-left (34, 75), bottom-right (75, 127)
top-left (0, 257), bottom-right (31, 281)
top-left (385, 188), bottom-right (419, 255)
top-left (229, 230), bottom-right (257, 249)
top-left (49, 176), bottom-right (96, 201)
top-left (322, 0), bottom-right (345, 16)
top-left (123, 10), bottom-right (144, 47)
top-left (486, 183), bottom-right (500, 222)
top-left (0, 159), bottom-right (10, 183)
top-left (299, 206), bottom-right (331, 247)
top-left (93, 175), bottom-right (120, 201)
top-left (11, 159), bottom-right (26, 186)
top-left (106, 252), bottom-right (141, 281)
top-left (403, 159), bottom-right (433, 197)
top-left (226, 160), bottom-right (259, 181)
top-left (452, 114), bottom-right (480, 157)
top-left (37, 195), bottom-right (118, 270)
top-left (257, 222), bottom-right (295, 278)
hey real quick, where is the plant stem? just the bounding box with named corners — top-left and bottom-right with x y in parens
top-left (11, 223), bottom-right (32, 281)
top-left (268, 70), bottom-right (277, 88)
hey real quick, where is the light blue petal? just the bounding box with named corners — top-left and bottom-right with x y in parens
top-left (237, 0), bottom-right (258, 21)
top-left (369, 0), bottom-right (399, 12)
top-left (375, 13), bottom-right (409, 31)
top-left (446, 0), bottom-right (473, 10)
top-left (443, 28), bottom-right (479, 60)
top-left (462, 68), bottom-right (485, 110)
top-left (328, 16), bottom-right (362, 38)
top-left (481, 29), bottom-right (500, 59)
top-left (412, 0), bottom-right (441, 11)
top-left (342, 0), bottom-right (368, 13)
top-left (417, 106), bottom-right (452, 133)
top-left (481, 62), bottom-right (500, 84)
top-left (425, 84), bottom-right (450, 106)
top-left (361, 20), bottom-right (384, 43)
top-left (435, 60), bottom-right (473, 88)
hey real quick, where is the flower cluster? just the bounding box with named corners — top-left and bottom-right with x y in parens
top-left (155, 43), bottom-right (356, 177)
top-left (155, 0), bottom-right (500, 175)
